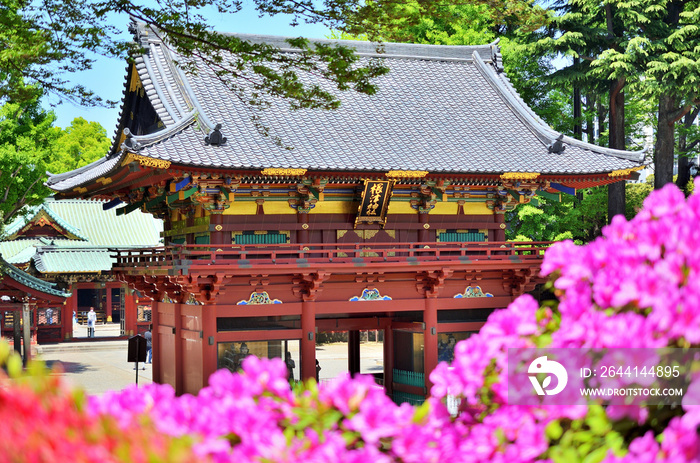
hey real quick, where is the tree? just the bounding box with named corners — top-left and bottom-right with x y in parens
top-left (48, 117), bottom-right (111, 174)
top-left (0, 97), bottom-right (59, 224)
top-left (506, 188), bottom-right (609, 243)
top-left (0, 0), bottom-right (547, 114)
top-left (675, 108), bottom-right (700, 192)
top-left (532, 0), bottom-right (657, 222)
top-left (0, 96), bottom-right (111, 228)
top-left (584, 0), bottom-right (700, 190)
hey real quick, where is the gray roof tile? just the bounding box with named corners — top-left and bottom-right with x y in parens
top-left (47, 29), bottom-right (646, 192)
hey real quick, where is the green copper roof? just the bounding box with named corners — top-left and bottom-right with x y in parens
top-left (1, 258), bottom-right (70, 298)
top-left (0, 198), bottom-right (163, 275)
top-left (4, 203), bottom-right (88, 241)
top-left (33, 247), bottom-right (116, 273)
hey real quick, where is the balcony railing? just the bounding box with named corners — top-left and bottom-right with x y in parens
top-left (111, 241), bottom-right (552, 274)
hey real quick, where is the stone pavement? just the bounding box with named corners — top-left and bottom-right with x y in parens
top-left (33, 325), bottom-right (384, 396)
top-left (36, 323), bottom-right (152, 396)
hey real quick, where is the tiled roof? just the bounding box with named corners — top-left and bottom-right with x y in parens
top-left (3, 198), bottom-right (162, 248)
top-left (39, 198), bottom-right (162, 246)
top-left (1, 257), bottom-right (70, 298)
top-left (47, 25), bottom-right (646, 192)
top-left (32, 247), bottom-right (116, 273)
top-left (3, 203), bottom-right (88, 241)
top-left (0, 198), bottom-right (163, 275)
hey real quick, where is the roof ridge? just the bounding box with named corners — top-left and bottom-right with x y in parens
top-left (130, 21), bottom-right (499, 63)
top-left (2, 203), bottom-right (88, 241)
top-left (471, 50), bottom-right (647, 163)
top-left (220, 33), bottom-right (499, 63)
top-left (126, 109), bottom-right (198, 148)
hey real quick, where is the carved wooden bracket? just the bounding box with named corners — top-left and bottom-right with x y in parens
top-left (415, 269), bottom-right (453, 298)
top-left (502, 267), bottom-right (539, 296)
top-left (292, 271), bottom-right (330, 301)
top-left (354, 272), bottom-right (385, 284)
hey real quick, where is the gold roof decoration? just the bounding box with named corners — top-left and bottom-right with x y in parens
top-left (261, 168), bottom-right (308, 176)
top-left (609, 166), bottom-right (644, 177)
top-left (500, 172), bottom-right (540, 181)
top-left (122, 153), bottom-right (172, 170)
top-left (386, 170), bottom-right (429, 178)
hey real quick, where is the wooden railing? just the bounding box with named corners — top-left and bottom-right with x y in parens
top-left (111, 241), bottom-right (552, 273)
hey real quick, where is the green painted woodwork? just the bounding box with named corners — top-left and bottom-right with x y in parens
top-left (438, 231), bottom-right (485, 242)
top-left (194, 234), bottom-right (210, 245)
top-left (233, 232), bottom-right (287, 245)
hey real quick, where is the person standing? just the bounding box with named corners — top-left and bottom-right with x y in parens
top-left (87, 307), bottom-right (97, 338)
top-left (285, 351), bottom-right (295, 382)
top-left (315, 359), bottom-right (321, 382)
top-left (144, 326), bottom-right (152, 364)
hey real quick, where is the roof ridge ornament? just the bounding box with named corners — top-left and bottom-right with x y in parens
top-left (121, 128), bottom-right (142, 152)
top-left (548, 134), bottom-right (566, 154)
top-left (204, 124), bottom-right (227, 146)
top-left (128, 19), bottom-right (152, 50)
top-left (490, 43), bottom-right (503, 72)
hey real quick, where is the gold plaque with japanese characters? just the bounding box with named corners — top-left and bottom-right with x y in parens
top-left (355, 180), bottom-right (394, 228)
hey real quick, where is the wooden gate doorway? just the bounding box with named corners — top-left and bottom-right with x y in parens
top-left (316, 317), bottom-right (390, 388)
top-left (314, 328), bottom-right (385, 384)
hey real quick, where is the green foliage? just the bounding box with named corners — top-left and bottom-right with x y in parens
top-left (0, 0), bottom-right (548, 114)
top-left (0, 98), bottom-right (59, 225)
top-left (625, 176), bottom-right (654, 219)
top-left (536, 0), bottom-right (700, 188)
top-left (507, 181), bottom-right (655, 244)
top-left (48, 117), bottom-right (111, 173)
top-left (544, 406), bottom-right (627, 463)
top-left (0, 97), bottom-right (110, 228)
top-left (506, 190), bottom-right (606, 243)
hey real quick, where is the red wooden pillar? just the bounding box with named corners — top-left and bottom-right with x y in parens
top-left (383, 321), bottom-right (394, 395)
top-left (201, 304), bottom-right (218, 389)
top-left (301, 299), bottom-right (316, 380)
top-left (173, 302), bottom-right (184, 395)
top-left (424, 297), bottom-right (438, 392)
top-left (418, 212), bottom-right (430, 242)
top-left (348, 330), bottom-right (361, 376)
top-left (105, 285), bottom-right (113, 322)
top-left (65, 289), bottom-right (78, 340)
top-left (124, 290), bottom-right (137, 336)
top-left (298, 212), bottom-right (309, 243)
top-left (495, 213), bottom-right (506, 242)
top-left (152, 299), bottom-right (160, 383)
top-left (210, 212), bottom-right (225, 245)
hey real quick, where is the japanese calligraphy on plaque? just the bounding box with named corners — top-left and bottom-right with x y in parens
top-left (355, 180), bottom-right (394, 228)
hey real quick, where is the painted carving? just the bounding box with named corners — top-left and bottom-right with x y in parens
top-left (349, 288), bottom-right (392, 301)
top-left (237, 291), bottom-right (283, 305)
top-left (454, 286), bottom-right (494, 298)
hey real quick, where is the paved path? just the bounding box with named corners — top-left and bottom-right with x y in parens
top-left (35, 335), bottom-right (384, 396)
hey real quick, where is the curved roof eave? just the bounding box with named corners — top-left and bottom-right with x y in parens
top-left (1, 257), bottom-right (71, 298)
top-left (471, 51), bottom-right (647, 164)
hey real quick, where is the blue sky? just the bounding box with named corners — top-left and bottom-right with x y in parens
top-left (50, 5), bottom-right (333, 131)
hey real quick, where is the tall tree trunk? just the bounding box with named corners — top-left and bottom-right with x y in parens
top-left (597, 99), bottom-right (606, 145)
top-left (655, 94), bottom-right (677, 189)
top-left (585, 93), bottom-right (595, 144)
top-left (573, 57), bottom-right (582, 140)
top-left (608, 78), bottom-right (626, 222)
top-left (675, 108), bottom-right (699, 192)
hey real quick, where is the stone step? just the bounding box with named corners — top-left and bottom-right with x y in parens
top-left (36, 340), bottom-right (128, 354)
